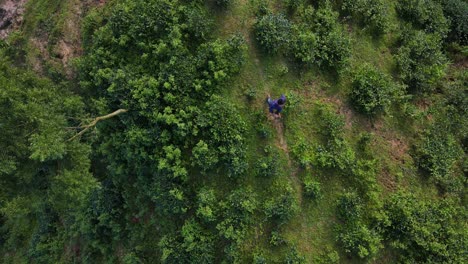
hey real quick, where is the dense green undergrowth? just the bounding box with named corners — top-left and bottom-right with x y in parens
top-left (0, 0), bottom-right (466, 263)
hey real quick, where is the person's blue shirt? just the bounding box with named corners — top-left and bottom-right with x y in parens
top-left (268, 94), bottom-right (286, 114)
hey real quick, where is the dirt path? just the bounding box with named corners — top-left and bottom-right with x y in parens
top-left (270, 116), bottom-right (303, 203)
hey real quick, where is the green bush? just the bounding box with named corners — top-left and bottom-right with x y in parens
top-left (215, 0), bottom-right (232, 8)
top-left (382, 192), bottom-right (467, 263)
top-left (181, 3), bottom-right (213, 42)
top-left (197, 96), bottom-right (248, 177)
top-left (338, 223), bottom-right (382, 259)
top-left (255, 146), bottom-right (281, 178)
top-left (284, 246), bottom-right (306, 264)
top-left (159, 219), bottom-right (215, 263)
top-left (291, 29), bottom-right (319, 66)
top-left (415, 125), bottom-right (463, 192)
top-left (303, 178), bottom-right (323, 200)
top-left (254, 13), bottom-right (293, 54)
top-left (397, 0), bottom-right (449, 37)
top-left (196, 188), bottom-right (218, 222)
top-left (283, 0), bottom-right (305, 10)
top-left (337, 191), bottom-right (363, 222)
top-left (336, 191), bottom-right (382, 259)
top-left (217, 188), bottom-right (257, 242)
top-left (314, 6), bottom-right (351, 70)
top-left (269, 230), bottom-right (286, 246)
top-left (342, 0), bottom-right (391, 34)
top-left (350, 64), bottom-right (395, 116)
top-left (289, 5), bottom-right (350, 70)
top-left (440, 0), bottom-right (468, 45)
top-left (264, 183), bottom-right (299, 225)
top-left (396, 30), bottom-right (447, 93)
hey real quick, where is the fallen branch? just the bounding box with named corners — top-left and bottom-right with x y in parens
top-left (68, 109), bottom-right (128, 141)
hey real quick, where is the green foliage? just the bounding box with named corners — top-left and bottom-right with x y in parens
top-left (396, 30), bottom-right (447, 93)
top-left (314, 248), bottom-right (340, 264)
top-left (414, 125), bottom-right (463, 192)
top-left (381, 192), bottom-right (467, 263)
top-left (254, 13), bottom-right (293, 54)
top-left (269, 230), bottom-right (286, 246)
top-left (215, 0), bottom-right (232, 8)
top-left (0, 54), bottom-right (96, 260)
top-left (283, 0), bottom-right (305, 10)
top-left (196, 188), bottom-right (218, 222)
top-left (439, 70), bottom-right (468, 141)
top-left (291, 28), bottom-right (319, 66)
top-left (397, 0), bottom-right (449, 37)
top-left (291, 5), bottom-right (351, 70)
top-left (255, 146), bottom-right (280, 178)
top-left (182, 3), bottom-right (214, 42)
top-left (290, 103), bottom-right (357, 172)
top-left (439, 0), bottom-right (468, 45)
top-left (303, 178), bottom-right (323, 200)
top-left (337, 191), bottom-right (363, 222)
top-left (197, 96), bottom-right (248, 177)
top-left (342, 0), bottom-right (391, 34)
top-left (159, 219), bottom-right (215, 263)
top-left (350, 64), bottom-right (395, 116)
top-left (264, 181), bottom-right (299, 225)
top-left (284, 246), bottom-right (306, 264)
top-left (217, 188), bottom-right (257, 243)
top-left (338, 223), bottom-right (382, 259)
top-left (336, 191), bottom-right (382, 259)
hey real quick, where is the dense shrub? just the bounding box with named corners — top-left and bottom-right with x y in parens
top-left (337, 191), bottom-right (363, 222)
top-left (291, 29), bottom-right (319, 66)
top-left (197, 96), bottom-right (248, 177)
top-left (338, 224), bottom-right (382, 259)
top-left (254, 13), bottom-right (293, 54)
top-left (382, 192), bottom-right (467, 263)
top-left (196, 188), bottom-right (218, 222)
top-left (439, 0), bottom-right (468, 45)
top-left (342, 0), bottom-right (391, 34)
top-left (396, 0), bottom-right (449, 37)
top-left (283, 0), bottom-right (305, 10)
top-left (440, 70), bottom-right (468, 141)
top-left (215, 0), bottom-right (232, 8)
top-left (217, 188), bottom-right (257, 243)
top-left (181, 4), bottom-right (213, 42)
top-left (336, 191), bottom-right (382, 259)
top-left (159, 219), bottom-right (215, 263)
top-left (255, 147), bottom-right (280, 178)
top-left (264, 182), bottom-right (299, 225)
top-left (303, 178), bottom-right (323, 200)
top-left (316, 29), bottom-right (351, 70)
top-left (415, 125), bottom-right (463, 192)
top-left (350, 64), bottom-right (395, 116)
top-left (396, 30), bottom-right (447, 93)
top-left (284, 246), bottom-right (306, 263)
top-left (291, 5), bottom-right (351, 70)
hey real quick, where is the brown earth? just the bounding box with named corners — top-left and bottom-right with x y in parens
top-left (0, 0), bottom-right (28, 39)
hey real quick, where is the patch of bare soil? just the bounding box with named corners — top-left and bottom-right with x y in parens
top-left (28, 0), bottom-right (106, 78)
top-left (0, 0), bottom-right (27, 39)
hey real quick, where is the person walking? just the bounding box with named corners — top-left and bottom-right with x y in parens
top-left (267, 94), bottom-right (286, 118)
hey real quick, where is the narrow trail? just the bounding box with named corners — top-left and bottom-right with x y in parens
top-left (270, 117), bottom-right (303, 204)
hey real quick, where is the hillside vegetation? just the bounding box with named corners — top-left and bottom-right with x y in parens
top-left (0, 0), bottom-right (467, 263)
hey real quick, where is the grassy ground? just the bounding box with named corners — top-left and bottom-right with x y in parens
top-left (213, 0), bottom-right (436, 262)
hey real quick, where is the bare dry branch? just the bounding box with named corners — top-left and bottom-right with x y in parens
top-left (68, 109), bottom-right (128, 141)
